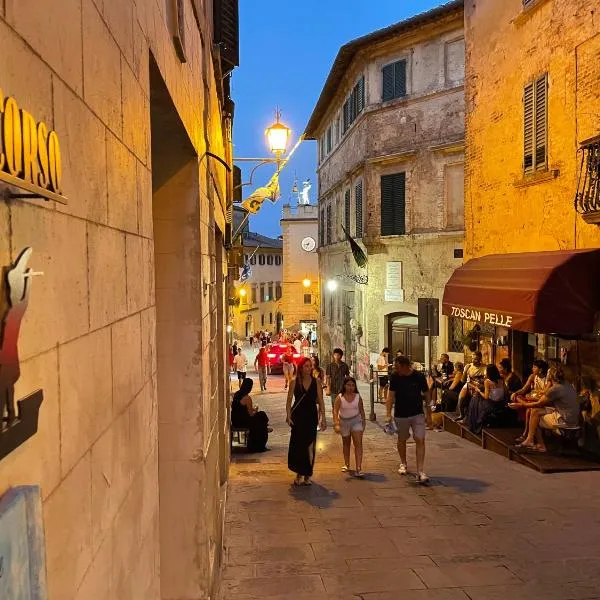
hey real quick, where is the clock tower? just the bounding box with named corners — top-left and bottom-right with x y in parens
top-left (280, 202), bottom-right (319, 339)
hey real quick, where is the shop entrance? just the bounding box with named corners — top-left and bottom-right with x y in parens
top-left (387, 313), bottom-right (425, 365)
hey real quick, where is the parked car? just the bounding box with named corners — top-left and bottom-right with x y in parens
top-left (267, 343), bottom-right (302, 375)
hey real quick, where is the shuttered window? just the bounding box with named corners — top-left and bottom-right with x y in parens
top-left (326, 204), bottom-right (332, 245)
top-left (326, 126), bottom-right (332, 154)
top-left (342, 99), bottom-right (351, 133)
top-left (344, 189), bottom-right (351, 232)
top-left (355, 180), bottom-right (363, 238)
top-left (342, 76), bottom-right (365, 135)
top-left (524, 74), bottom-right (548, 173)
top-left (382, 60), bottom-right (407, 101)
top-left (319, 207), bottom-right (325, 246)
top-left (380, 173), bottom-right (406, 236)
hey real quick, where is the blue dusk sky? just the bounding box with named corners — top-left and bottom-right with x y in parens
top-left (232, 0), bottom-right (448, 238)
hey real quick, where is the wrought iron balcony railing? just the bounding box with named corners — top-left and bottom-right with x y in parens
top-left (575, 135), bottom-right (600, 224)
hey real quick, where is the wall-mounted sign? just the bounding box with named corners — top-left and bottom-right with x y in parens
top-left (0, 91), bottom-right (67, 205)
top-left (386, 261), bottom-right (402, 289)
top-left (0, 486), bottom-right (48, 599)
top-left (384, 289), bottom-right (404, 303)
top-left (0, 248), bottom-right (44, 461)
top-left (448, 305), bottom-right (513, 328)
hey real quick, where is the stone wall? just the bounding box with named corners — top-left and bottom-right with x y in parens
top-left (0, 0), bottom-right (230, 598)
top-left (464, 0), bottom-right (600, 258)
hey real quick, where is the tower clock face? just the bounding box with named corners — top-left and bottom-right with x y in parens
top-left (301, 237), bottom-right (316, 252)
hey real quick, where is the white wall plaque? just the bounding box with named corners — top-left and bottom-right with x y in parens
top-left (384, 289), bottom-right (405, 302)
top-left (386, 262), bottom-right (402, 289)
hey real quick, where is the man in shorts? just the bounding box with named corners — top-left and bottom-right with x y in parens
top-left (386, 356), bottom-right (430, 483)
top-left (325, 348), bottom-right (350, 410)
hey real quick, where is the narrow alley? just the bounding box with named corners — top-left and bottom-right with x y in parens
top-left (221, 367), bottom-right (600, 600)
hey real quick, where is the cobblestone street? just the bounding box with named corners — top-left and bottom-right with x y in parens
top-left (221, 370), bottom-right (600, 600)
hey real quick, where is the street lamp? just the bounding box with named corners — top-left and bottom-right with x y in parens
top-left (238, 288), bottom-right (247, 297)
top-left (302, 278), bottom-right (312, 288)
top-left (326, 280), bottom-right (338, 292)
top-left (266, 109), bottom-right (291, 156)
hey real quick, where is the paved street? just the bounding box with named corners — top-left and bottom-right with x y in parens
top-left (221, 368), bottom-right (600, 600)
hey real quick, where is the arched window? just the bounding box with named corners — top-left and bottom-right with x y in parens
top-left (259, 254), bottom-right (265, 265)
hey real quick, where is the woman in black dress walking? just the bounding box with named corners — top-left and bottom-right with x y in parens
top-left (286, 357), bottom-right (327, 486)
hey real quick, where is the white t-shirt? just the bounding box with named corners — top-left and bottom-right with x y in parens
top-left (233, 353), bottom-right (248, 373)
top-left (293, 340), bottom-right (302, 354)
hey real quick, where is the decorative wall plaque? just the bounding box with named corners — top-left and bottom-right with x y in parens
top-left (0, 486), bottom-right (48, 599)
top-left (0, 248), bottom-right (43, 461)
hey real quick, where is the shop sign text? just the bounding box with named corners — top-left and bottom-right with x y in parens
top-left (449, 306), bottom-right (513, 327)
top-left (0, 90), bottom-right (66, 204)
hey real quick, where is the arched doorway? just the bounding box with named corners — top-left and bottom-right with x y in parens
top-left (387, 313), bottom-right (424, 364)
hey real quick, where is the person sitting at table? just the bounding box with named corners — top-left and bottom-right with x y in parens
top-left (436, 362), bottom-right (464, 413)
top-left (509, 366), bottom-right (579, 452)
top-left (499, 358), bottom-right (522, 396)
top-left (456, 352), bottom-right (485, 421)
top-left (231, 378), bottom-right (271, 452)
top-left (466, 364), bottom-right (506, 434)
top-left (511, 359), bottom-right (550, 443)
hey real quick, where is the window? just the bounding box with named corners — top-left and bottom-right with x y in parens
top-left (269, 312), bottom-right (273, 324)
top-left (319, 136), bottom-right (325, 162)
top-left (304, 294), bottom-right (312, 305)
top-left (319, 207), bottom-right (325, 246)
top-left (326, 126), bottom-right (333, 154)
top-left (250, 286), bottom-right (256, 304)
top-left (268, 284), bottom-right (273, 301)
top-left (445, 39), bottom-right (465, 86)
top-left (326, 204), bottom-right (332, 244)
top-left (275, 255), bottom-right (282, 266)
top-left (524, 74), bottom-right (548, 173)
top-left (445, 163), bottom-right (464, 230)
top-left (260, 284), bottom-right (265, 302)
top-left (344, 189), bottom-right (351, 233)
top-left (382, 59), bottom-right (407, 102)
top-left (258, 254), bottom-right (265, 265)
top-left (381, 172), bottom-right (406, 236)
top-left (275, 283), bottom-right (282, 300)
top-left (355, 180), bottom-right (363, 238)
top-left (267, 255), bottom-right (273, 265)
top-left (342, 76), bottom-right (365, 134)
top-left (250, 255), bottom-right (256, 265)
top-left (243, 254), bottom-right (248, 263)
top-left (448, 316), bottom-right (464, 353)
top-left (336, 116), bottom-right (341, 143)
top-left (329, 293), bottom-right (333, 319)
top-left (261, 314), bottom-right (265, 326)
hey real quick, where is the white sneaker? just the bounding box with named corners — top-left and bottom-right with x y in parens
top-left (416, 472), bottom-right (430, 484)
top-left (398, 464), bottom-right (407, 475)
top-left (341, 465), bottom-right (349, 472)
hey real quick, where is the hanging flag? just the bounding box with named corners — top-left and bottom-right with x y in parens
top-left (341, 225), bottom-right (368, 268)
top-left (239, 263), bottom-right (252, 282)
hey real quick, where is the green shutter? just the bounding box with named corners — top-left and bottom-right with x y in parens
top-left (382, 64), bottom-right (394, 101)
top-left (355, 181), bottom-right (363, 238)
top-left (344, 189), bottom-right (351, 232)
top-left (380, 173), bottom-right (405, 236)
top-left (356, 76), bottom-right (365, 114)
top-left (395, 60), bottom-right (407, 98)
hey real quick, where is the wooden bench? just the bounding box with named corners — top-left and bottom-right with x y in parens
top-left (230, 427), bottom-right (249, 450)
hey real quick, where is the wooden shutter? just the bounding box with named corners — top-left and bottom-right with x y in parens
top-left (380, 173), bottom-right (405, 236)
top-left (344, 189), bottom-right (351, 232)
top-left (523, 82), bottom-right (534, 171)
top-left (382, 64), bottom-right (394, 101)
top-left (534, 75), bottom-right (547, 170)
top-left (342, 99), bottom-right (350, 133)
top-left (326, 204), bottom-right (332, 244)
top-left (356, 76), bottom-right (365, 114)
top-left (213, 0), bottom-right (239, 72)
top-left (319, 208), bottom-right (325, 246)
top-left (394, 60), bottom-right (407, 98)
top-left (355, 181), bottom-right (363, 238)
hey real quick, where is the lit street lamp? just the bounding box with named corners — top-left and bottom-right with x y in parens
top-left (326, 280), bottom-right (338, 292)
top-left (266, 109), bottom-right (291, 156)
top-left (302, 278), bottom-right (312, 288)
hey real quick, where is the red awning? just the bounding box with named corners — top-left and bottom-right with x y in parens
top-left (442, 249), bottom-right (600, 335)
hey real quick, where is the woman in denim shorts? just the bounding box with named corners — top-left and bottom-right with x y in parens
top-left (333, 377), bottom-right (367, 477)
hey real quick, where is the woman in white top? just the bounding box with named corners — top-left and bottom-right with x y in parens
top-left (376, 347), bottom-right (390, 400)
top-left (333, 377), bottom-right (366, 477)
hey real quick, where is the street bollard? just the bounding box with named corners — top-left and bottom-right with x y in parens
top-left (369, 364), bottom-right (376, 421)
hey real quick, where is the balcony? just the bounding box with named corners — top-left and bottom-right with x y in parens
top-left (575, 135), bottom-right (600, 225)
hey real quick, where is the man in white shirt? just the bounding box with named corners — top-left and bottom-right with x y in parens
top-left (233, 348), bottom-right (248, 388)
top-left (293, 337), bottom-right (302, 355)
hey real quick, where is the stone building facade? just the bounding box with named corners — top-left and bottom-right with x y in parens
top-left (305, 1), bottom-right (465, 378)
top-left (280, 204), bottom-right (319, 337)
top-left (0, 0), bottom-right (237, 598)
top-left (232, 232), bottom-right (283, 339)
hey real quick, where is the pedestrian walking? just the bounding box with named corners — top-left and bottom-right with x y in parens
top-left (325, 348), bottom-right (350, 410)
top-left (233, 347), bottom-right (248, 389)
top-left (386, 356), bottom-right (430, 483)
top-left (286, 357), bottom-right (327, 486)
top-left (254, 344), bottom-right (269, 391)
top-left (376, 347), bottom-right (391, 400)
top-left (333, 377), bottom-right (366, 477)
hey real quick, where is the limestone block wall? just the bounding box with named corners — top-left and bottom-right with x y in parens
top-left (0, 0), bottom-right (230, 598)
top-left (464, 0), bottom-right (600, 257)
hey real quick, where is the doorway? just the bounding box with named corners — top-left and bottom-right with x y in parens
top-left (387, 313), bottom-right (424, 365)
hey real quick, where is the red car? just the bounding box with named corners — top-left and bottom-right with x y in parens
top-left (267, 343), bottom-right (302, 374)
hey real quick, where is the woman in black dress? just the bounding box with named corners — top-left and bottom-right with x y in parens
top-left (231, 378), bottom-right (270, 452)
top-left (286, 357), bottom-right (327, 485)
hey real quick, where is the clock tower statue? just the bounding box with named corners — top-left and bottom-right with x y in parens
top-left (280, 184), bottom-right (319, 341)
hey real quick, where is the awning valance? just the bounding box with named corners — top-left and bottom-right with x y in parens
top-left (442, 249), bottom-right (600, 335)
